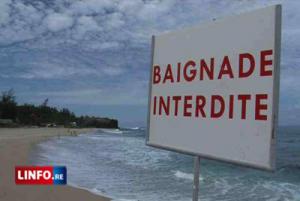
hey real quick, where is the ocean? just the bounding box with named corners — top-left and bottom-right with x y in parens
top-left (30, 126), bottom-right (300, 201)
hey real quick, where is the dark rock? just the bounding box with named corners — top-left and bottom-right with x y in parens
top-left (78, 117), bottom-right (118, 128)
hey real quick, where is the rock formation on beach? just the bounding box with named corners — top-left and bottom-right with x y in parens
top-left (77, 117), bottom-right (118, 128)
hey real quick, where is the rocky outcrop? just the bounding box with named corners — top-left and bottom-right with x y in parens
top-left (78, 117), bottom-right (118, 128)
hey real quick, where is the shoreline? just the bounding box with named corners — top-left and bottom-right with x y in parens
top-left (0, 127), bottom-right (111, 201)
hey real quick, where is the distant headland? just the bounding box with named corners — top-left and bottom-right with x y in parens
top-left (0, 89), bottom-right (118, 129)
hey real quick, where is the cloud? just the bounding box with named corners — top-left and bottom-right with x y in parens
top-left (18, 79), bottom-right (148, 106)
top-left (136, 0), bottom-right (176, 21)
top-left (102, 67), bottom-right (124, 76)
top-left (38, 88), bottom-right (103, 98)
top-left (75, 16), bottom-right (101, 38)
top-left (68, 0), bottom-right (114, 16)
top-left (44, 13), bottom-right (74, 32)
top-left (0, 0), bottom-right (299, 125)
top-left (0, 0), bottom-right (11, 26)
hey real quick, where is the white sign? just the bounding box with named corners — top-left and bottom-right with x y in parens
top-left (147, 5), bottom-right (281, 170)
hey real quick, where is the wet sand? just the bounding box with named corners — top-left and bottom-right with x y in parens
top-left (0, 128), bottom-right (110, 201)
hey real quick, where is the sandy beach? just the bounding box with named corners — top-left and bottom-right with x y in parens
top-left (0, 128), bottom-right (110, 201)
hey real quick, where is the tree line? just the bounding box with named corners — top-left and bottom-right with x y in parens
top-left (0, 89), bottom-right (118, 128)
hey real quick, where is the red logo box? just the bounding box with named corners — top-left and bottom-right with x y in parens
top-left (15, 166), bottom-right (66, 185)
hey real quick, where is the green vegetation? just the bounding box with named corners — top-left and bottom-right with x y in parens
top-left (0, 89), bottom-right (118, 128)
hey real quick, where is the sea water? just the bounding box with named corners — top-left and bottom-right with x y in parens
top-left (31, 126), bottom-right (300, 201)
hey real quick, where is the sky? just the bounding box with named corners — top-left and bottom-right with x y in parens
top-left (0, 0), bottom-right (299, 127)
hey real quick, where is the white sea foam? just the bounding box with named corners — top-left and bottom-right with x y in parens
top-left (174, 170), bottom-right (204, 181)
top-left (32, 127), bottom-right (300, 201)
top-left (100, 128), bottom-right (123, 134)
top-left (262, 181), bottom-right (300, 201)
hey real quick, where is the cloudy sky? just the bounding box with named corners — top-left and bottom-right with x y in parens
top-left (0, 0), bottom-right (299, 126)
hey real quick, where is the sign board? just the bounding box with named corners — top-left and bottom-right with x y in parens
top-left (147, 5), bottom-right (281, 170)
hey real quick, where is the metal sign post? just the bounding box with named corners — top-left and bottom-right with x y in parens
top-left (193, 156), bottom-right (200, 201)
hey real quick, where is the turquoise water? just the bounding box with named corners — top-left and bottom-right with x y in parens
top-left (31, 126), bottom-right (300, 201)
